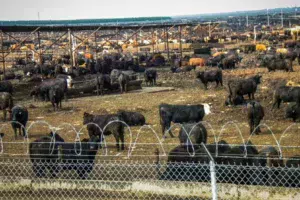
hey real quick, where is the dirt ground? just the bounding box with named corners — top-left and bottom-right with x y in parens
top-left (2, 62), bottom-right (300, 161)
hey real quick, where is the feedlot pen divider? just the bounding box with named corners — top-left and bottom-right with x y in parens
top-left (0, 22), bottom-right (222, 75)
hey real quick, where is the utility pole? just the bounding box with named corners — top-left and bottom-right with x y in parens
top-left (254, 25), bottom-right (258, 43)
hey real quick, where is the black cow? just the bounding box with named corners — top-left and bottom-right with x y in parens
top-left (159, 104), bottom-right (210, 138)
top-left (196, 69), bottom-right (223, 90)
top-left (247, 101), bottom-right (264, 135)
top-left (144, 68), bottom-right (157, 86)
top-left (55, 136), bottom-right (100, 179)
top-left (225, 95), bottom-right (245, 106)
top-left (0, 81), bottom-right (13, 94)
top-left (69, 67), bottom-right (91, 77)
top-left (11, 106), bottom-right (28, 139)
top-left (97, 74), bottom-right (111, 95)
top-left (221, 57), bottom-right (236, 69)
top-left (54, 64), bottom-right (64, 76)
top-left (49, 86), bottom-right (64, 111)
top-left (118, 73), bottom-right (130, 93)
top-left (117, 110), bottom-right (146, 126)
top-left (179, 123), bottom-right (207, 146)
top-left (253, 146), bottom-right (283, 167)
top-left (83, 112), bottom-right (125, 151)
top-left (30, 132), bottom-right (100, 179)
top-left (30, 79), bottom-right (67, 101)
top-left (3, 72), bottom-right (16, 81)
top-left (228, 75), bottom-right (262, 102)
top-left (0, 92), bottom-right (13, 121)
top-left (261, 58), bottom-right (293, 72)
top-left (273, 86), bottom-right (300, 109)
top-left (29, 132), bottom-right (65, 177)
top-left (286, 103), bottom-right (300, 122)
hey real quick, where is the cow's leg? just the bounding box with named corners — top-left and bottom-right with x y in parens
top-left (120, 130), bottom-right (125, 151)
top-left (204, 83), bottom-right (208, 90)
top-left (277, 99), bottom-right (282, 109)
top-left (124, 84), bottom-right (128, 93)
top-left (164, 121), bottom-right (175, 138)
top-left (252, 93), bottom-right (255, 100)
top-left (249, 120), bottom-right (254, 135)
top-left (115, 134), bottom-right (120, 151)
top-left (161, 121), bottom-right (166, 137)
top-left (255, 119), bottom-right (262, 134)
top-left (119, 84), bottom-right (123, 93)
top-left (19, 127), bottom-right (22, 136)
top-left (52, 102), bottom-right (55, 111)
top-left (22, 126), bottom-right (26, 137)
top-left (3, 110), bottom-right (6, 121)
top-left (216, 81), bottom-right (219, 88)
top-left (64, 92), bottom-right (68, 102)
top-left (272, 99), bottom-right (278, 110)
top-left (248, 93), bottom-right (251, 100)
top-left (100, 85), bottom-right (104, 96)
top-left (13, 128), bottom-right (17, 139)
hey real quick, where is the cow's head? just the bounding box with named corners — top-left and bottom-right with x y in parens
top-left (83, 112), bottom-right (94, 125)
top-left (202, 103), bottom-right (211, 115)
top-left (89, 135), bottom-right (101, 151)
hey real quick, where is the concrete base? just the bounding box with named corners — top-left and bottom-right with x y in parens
top-left (0, 178), bottom-right (299, 200)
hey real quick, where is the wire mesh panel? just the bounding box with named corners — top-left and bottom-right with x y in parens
top-left (0, 158), bottom-right (211, 200)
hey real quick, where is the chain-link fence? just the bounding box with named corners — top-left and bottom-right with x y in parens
top-left (0, 151), bottom-right (300, 199)
top-left (0, 121), bottom-right (300, 199)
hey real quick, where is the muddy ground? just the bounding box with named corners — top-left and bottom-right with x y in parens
top-left (1, 62), bottom-right (300, 161)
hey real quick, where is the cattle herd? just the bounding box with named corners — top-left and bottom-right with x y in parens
top-left (0, 41), bottom-right (299, 185)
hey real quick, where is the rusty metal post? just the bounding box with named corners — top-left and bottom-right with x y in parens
top-left (152, 28), bottom-right (155, 54)
top-left (94, 31), bottom-right (97, 60)
top-left (163, 27), bottom-right (166, 51)
top-left (0, 31), bottom-right (6, 76)
top-left (116, 28), bottom-right (119, 53)
top-left (37, 31), bottom-right (42, 65)
top-left (166, 26), bottom-right (170, 62)
top-left (179, 26), bottom-right (183, 59)
top-left (135, 33), bottom-right (139, 65)
top-left (68, 29), bottom-right (74, 72)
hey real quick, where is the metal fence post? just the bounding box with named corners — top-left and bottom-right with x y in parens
top-left (201, 143), bottom-right (218, 200)
top-left (210, 161), bottom-right (217, 200)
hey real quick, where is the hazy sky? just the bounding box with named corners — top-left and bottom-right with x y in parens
top-left (0, 0), bottom-right (298, 20)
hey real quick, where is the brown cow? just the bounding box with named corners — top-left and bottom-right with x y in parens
top-left (189, 58), bottom-right (205, 67)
